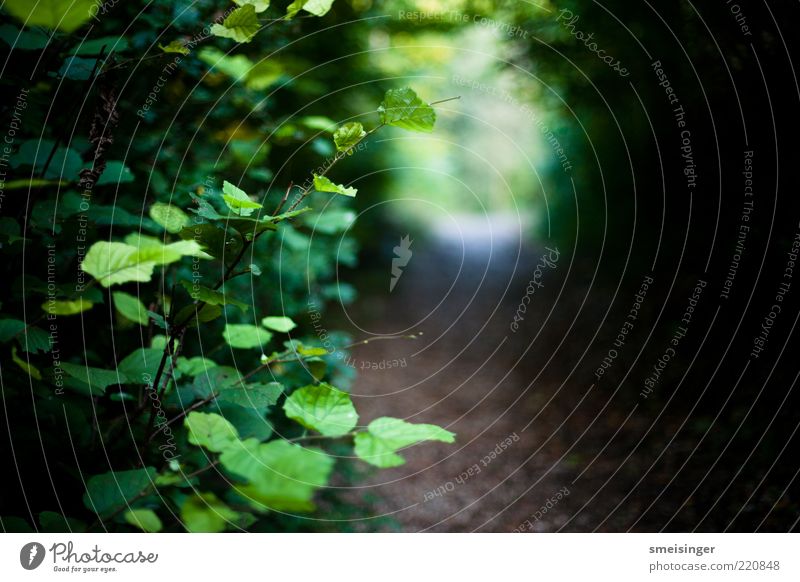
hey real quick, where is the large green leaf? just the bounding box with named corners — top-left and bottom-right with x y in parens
top-left (0, 319), bottom-right (25, 343)
top-left (221, 181), bottom-right (262, 216)
top-left (283, 383), bottom-right (358, 437)
top-left (81, 242), bottom-right (156, 287)
top-left (218, 403), bottom-right (273, 441)
top-left (234, 0), bottom-right (270, 12)
top-left (83, 468), bottom-right (157, 518)
top-left (378, 87), bottom-right (436, 133)
top-left (222, 323), bottom-right (272, 349)
top-left (286, 0), bottom-right (335, 18)
top-left (117, 348), bottom-right (163, 383)
top-left (313, 174), bottom-right (356, 198)
top-left (217, 381), bottom-right (283, 409)
top-left (124, 234), bottom-right (209, 265)
top-left (41, 297), bottom-right (93, 316)
top-left (221, 439), bottom-right (333, 511)
top-left (179, 222), bottom-right (243, 260)
top-left (124, 509), bottom-right (162, 533)
top-left (261, 316), bottom-right (296, 333)
top-left (180, 492), bottom-right (241, 533)
top-left (3, 0), bottom-right (95, 33)
top-left (61, 362), bottom-right (129, 395)
top-left (180, 280), bottom-right (249, 312)
top-left (354, 417), bottom-right (455, 468)
top-left (211, 4), bottom-right (260, 43)
top-left (149, 202), bottom-right (190, 234)
top-left (185, 412), bottom-right (240, 453)
top-left (112, 291), bottom-right (148, 325)
top-left (333, 121), bottom-right (366, 152)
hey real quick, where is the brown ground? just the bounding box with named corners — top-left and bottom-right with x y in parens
top-left (334, 220), bottom-right (666, 532)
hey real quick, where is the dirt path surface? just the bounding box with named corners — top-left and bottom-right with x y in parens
top-left (335, 216), bottom-right (665, 532)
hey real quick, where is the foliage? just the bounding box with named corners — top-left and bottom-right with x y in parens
top-left (0, 0), bottom-right (454, 532)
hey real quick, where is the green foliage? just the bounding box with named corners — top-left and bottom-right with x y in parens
top-left (333, 122), bottom-right (366, 151)
top-left (283, 383), bottom-right (358, 436)
top-left (185, 412), bottom-right (240, 453)
top-left (150, 203), bottom-right (190, 234)
top-left (223, 323), bottom-right (273, 349)
top-left (0, 0), bottom-right (452, 531)
top-left (354, 417), bottom-right (456, 468)
top-left (3, 0), bottom-right (95, 33)
top-left (211, 4), bottom-right (260, 44)
top-left (313, 174), bottom-right (357, 198)
top-left (221, 181), bottom-right (262, 216)
top-left (112, 291), bottom-right (149, 325)
top-left (124, 509), bottom-right (163, 533)
top-left (261, 316), bottom-right (297, 332)
top-left (379, 87), bottom-right (437, 133)
top-left (83, 468), bottom-right (157, 519)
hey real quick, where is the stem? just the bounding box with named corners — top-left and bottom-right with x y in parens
top-left (430, 96), bottom-right (461, 106)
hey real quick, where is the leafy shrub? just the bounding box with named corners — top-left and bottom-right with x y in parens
top-left (0, 0), bottom-right (453, 532)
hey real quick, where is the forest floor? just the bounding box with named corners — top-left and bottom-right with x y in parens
top-left (334, 214), bottom-right (682, 532)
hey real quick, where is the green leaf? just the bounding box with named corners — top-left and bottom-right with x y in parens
top-left (354, 417), bottom-right (455, 468)
top-left (222, 181), bottom-right (262, 216)
top-left (179, 222), bottom-right (243, 260)
top-left (0, 319), bottom-right (25, 342)
top-left (96, 160), bottom-right (134, 185)
top-left (305, 208), bottom-right (356, 234)
top-left (124, 234), bottom-right (209, 265)
top-left (81, 242), bottom-right (156, 287)
top-left (221, 439), bottom-right (334, 511)
top-left (174, 303), bottom-right (223, 328)
top-left (83, 468), bottom-right (157, 518)
top-left (218, 381), bottom-right (283, 409)
top-left (218, 403), bottom-right (273, 441)
top-left (211, 4), bottom-right (260, 43)
top-left (19, 327), bottom-right (51, 354)
top-left (197, 47), bottom-right (253, 80)
top-left (40, 297), bottom-right (92, 316)
top-left (61, 362), bottom-right (128, 394)
top-left (261, 316), bottom-right (296, 333)
top-left (0, 24), bottom-right (49, 50)
top-left (159, 40), bottom-right (190, 55)
top-left (379, 87), bottom-right (436, 133)
top-left (67, 36), bottom-right (128, 56)
top-left (3, 0), bottom-right (95, 33)
top-left (179, 280), bottom-right (249, 312)
top-left (11, 346), bottom-right (41, 380)
top-left (39, 511), bottom-right (87, 532)
top-left (185, 412), bottom-right (240, 453)
top-left (117, 348), bottom-right (163, 383)
top-left (112, 291), bottom-right (149, 325)
top-left (149, 202), bottom-right (190, 234)
top-left (176, 356), bottom-right (218, 377)
top-left (124, 509), bottom-right (162, 533)
top-left (222, 323), bottom-right (272, 349)
top-left (286, 0), bottom-right (335, 18)
top-left (234, 0), bottom-right (270, 12)
top-left (268, 207), bottom-right (312, 223)
top-left (283, 383), bottom-right (358, 437)
top-left (181, 492), bottom-right (241, 533)
top-left (296, 344), bottom-right (328, 357)
top-left (333, 121), bottom-right (366, 152)
top-left (313, 174), bottom-right (356, 198)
